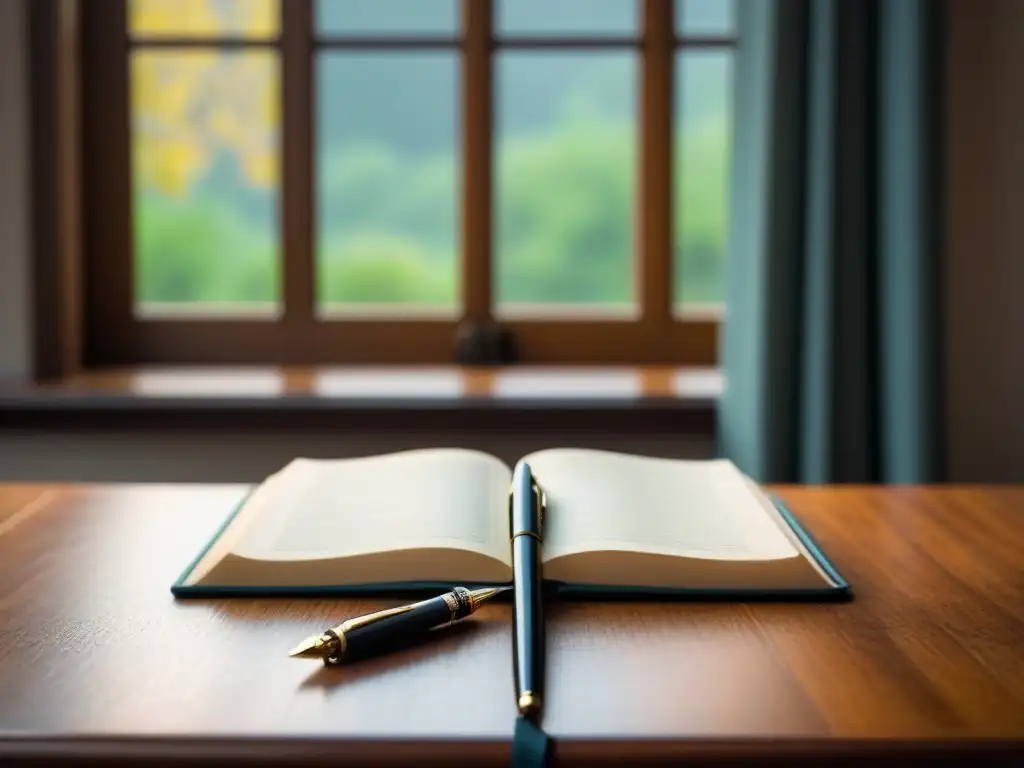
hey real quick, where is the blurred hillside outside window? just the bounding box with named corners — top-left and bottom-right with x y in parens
top-left (85, 0), bottom-right (735, 364)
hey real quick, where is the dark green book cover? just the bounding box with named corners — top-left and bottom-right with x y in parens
top-left (171, 492), bottom-right (851, 602)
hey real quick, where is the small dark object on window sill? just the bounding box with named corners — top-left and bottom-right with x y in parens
top-left (456, 321), bottom-right (518, 365)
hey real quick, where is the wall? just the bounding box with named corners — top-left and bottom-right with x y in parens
top-left (945, 0), bottom-right (1024, 481)
top-left (0, 0), bottom-right (32, 383)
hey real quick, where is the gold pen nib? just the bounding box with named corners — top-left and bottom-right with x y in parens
top-left (467, 586), bottom-right (511, 612)
top-left (288, 633), bottom-right (331, 659)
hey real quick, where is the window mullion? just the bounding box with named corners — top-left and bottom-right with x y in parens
top-left (638, 0), bottom-right (674, 327)
top-left (281, 0), bottom-right (315, 331)
top-left (462, 0), bottom-right (493, 323)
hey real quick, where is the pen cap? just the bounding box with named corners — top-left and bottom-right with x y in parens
top-left (509, 462), bottom-right (544, 538)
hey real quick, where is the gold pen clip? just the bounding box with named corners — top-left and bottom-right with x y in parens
top-left (508, 473), bottom-right (546, 540)
top-left (533, 477), bottom-right (546, 535)
top-left (337, 603), bottom-right (416, 633)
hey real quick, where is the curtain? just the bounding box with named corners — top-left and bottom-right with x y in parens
top-left (719, 0), bottom-right (945, 483)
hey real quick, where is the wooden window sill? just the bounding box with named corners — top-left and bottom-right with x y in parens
top-left (4, 365), bottom-right (722, 407)
top-left (0, 366), bottom-right (719, 433)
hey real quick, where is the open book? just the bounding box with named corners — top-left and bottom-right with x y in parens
top-left (173, 448), bottom-right (848, 597)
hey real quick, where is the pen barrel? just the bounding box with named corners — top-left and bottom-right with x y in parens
top-left (512, 534), bottom-right (544, 708)
top-left (340, 592), bottom-right (464, 663)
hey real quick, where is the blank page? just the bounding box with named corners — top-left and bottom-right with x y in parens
top-left (521, 449), bottom-right (798, 562)
top-left (233, 448), bottom-right (512, 563)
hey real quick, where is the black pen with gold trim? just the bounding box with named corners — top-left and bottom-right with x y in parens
top-left (288, 586), bottom-right (506, 665)
top-left (510, 461), bottom-right (546, 719)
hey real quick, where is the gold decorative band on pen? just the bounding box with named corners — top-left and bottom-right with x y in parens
top-left (323, 628), bottom-right (348, 666)
top-left (518, 691), bottom-right (542, 717)
top-left (440, 590), bottom-right (460, 626)
top-left (511, 530), bottom-right (542, 542)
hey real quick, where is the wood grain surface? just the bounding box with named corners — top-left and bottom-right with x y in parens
top-left (0, 484), bottom-right (1023, 765)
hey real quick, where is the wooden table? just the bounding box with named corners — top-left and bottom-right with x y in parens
top-left (1, 484), bottom-right (1023, 765)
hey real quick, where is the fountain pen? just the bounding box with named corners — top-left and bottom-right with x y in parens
top-left (510, 461), bottom-right (545, 719)
top-left (288, 586), bottom-right (506, 665)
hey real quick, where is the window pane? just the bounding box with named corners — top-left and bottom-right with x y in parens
top-left (317, 53), bottom-right (459, 312)
top-left (316, 0), bottom-right (458, 35)
top-left (674, 51), bottom-right (733, 309)
top-left (676, 0), bottom-right (735, 36)
top-left (129, 0), bottom-right (278, 38)
top-left (496, 53), bottom-right (636, 314)
top-left (132, 51), bottom-right (280, 315)
top-left (497, 0), bottom-right (636, 37)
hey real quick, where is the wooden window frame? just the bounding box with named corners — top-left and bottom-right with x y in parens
top-left (80, 0), bottom-right (734, 366)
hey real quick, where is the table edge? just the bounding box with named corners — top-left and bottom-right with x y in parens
top-left (1, 734), bottom-right (1021, 764)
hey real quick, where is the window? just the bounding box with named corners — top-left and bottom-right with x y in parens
top-left (81, 0), bottom-right (735, 364)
